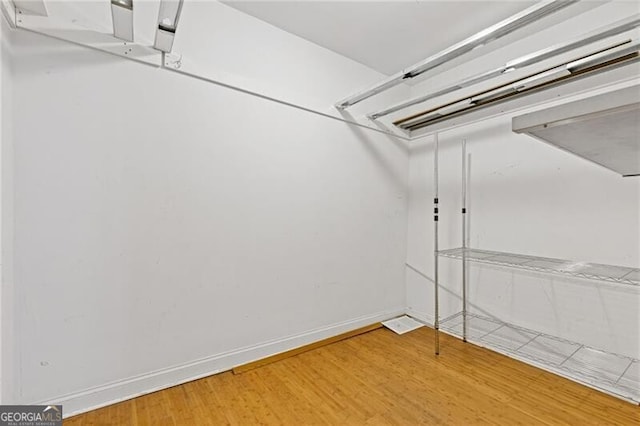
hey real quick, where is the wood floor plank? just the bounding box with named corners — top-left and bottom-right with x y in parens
top-left (233, 324), bottom-right (383, 374)
top-left (64, 327), bottom-right (640, 425)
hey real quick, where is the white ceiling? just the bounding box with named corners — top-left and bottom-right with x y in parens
top-left (222, 1), bottom-right (537, 76)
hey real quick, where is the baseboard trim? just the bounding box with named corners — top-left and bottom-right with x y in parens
top-left (43, 307), bottom-right (405, 418)
top-left (233, 322), bottom-right (383, 374)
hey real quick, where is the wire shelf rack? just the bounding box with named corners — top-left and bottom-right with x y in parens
top-left (440, 312), bottom-right (640, 403)
top-left (437, 248), bottom-right (640, 286)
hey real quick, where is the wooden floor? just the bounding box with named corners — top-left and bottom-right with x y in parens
top-left (65, 327), bottom-right (639, 425)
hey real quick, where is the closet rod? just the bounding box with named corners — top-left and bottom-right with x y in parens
top-left (368, 14), bottom-right (640, 120)
top-left (335, 0), bottom-right (577, 110)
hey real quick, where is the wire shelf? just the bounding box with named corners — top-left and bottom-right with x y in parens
top-left (437, 248), bottom-right (640, 286)
top-left (440, 312), bottom-right (640, 403)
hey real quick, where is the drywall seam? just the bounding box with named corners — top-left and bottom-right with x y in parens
top-left (38, 307), bottom-right (406, 418)
top-left (402, 143), bottom-right (413, 311)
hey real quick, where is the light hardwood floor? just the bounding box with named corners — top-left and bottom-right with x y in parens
top-left (65, 326), bottom-right (639, 425)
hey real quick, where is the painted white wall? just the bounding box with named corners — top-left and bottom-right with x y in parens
top-left (0, 16), bottom-right (4, 405)
top-left (172, 1), bottom-right (410, 116)
top-left (0, 14), bottom-right (16, 404)
top-left (5, 4), bottom-right (409, 415)
top-left (405, 97), bottom-right (640, 359)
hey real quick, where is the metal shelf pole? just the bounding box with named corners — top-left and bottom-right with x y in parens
top-left (462, 139), bottom-right (468, 342)
top-left (434, 133), bottom-right (440, 355)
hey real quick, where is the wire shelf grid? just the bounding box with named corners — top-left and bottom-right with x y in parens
top-left (440, 312), bottom-right (640, 403)
top-left (437, 247), bottom-right (639, 286)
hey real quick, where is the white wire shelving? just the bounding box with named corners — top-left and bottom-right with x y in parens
top-left (437, 247), bottom-right (640, 286)
top-left (440, 312), bottom-right (640, 403)
top-left (430, 139), bottom-right (639, 404)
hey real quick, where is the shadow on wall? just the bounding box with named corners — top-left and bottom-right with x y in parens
top-left (409, 120), bottom-right (509, 156)
top-left (405, 263), bottom-right (541, 347)
top-left (407, 262), bottom-right (640, 349)
top-left (337, 108), bottom-right (409, 192)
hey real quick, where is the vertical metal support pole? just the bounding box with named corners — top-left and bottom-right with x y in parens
top-left (434, 133), bottom-right (440, 355)
top-left (461, 139), bottom-right (468, 343)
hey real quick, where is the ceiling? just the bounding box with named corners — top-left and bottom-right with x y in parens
top-left (222, 1), bottom-right (536, 76)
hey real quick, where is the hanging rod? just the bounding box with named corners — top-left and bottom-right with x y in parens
top-left (395, 40), bottom-right (640, 132)
top-left (368, 14), bottom-right (640, 120)
top-left (334, 0), bottom-right (578, 110)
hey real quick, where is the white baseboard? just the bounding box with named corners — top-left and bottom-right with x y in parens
top-left (43, 307), bottom-right (405, 418)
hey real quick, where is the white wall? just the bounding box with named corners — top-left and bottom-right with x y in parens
top-left (1, 14), bottom-right (16, 404)
top-left (4, 4), bottom-right (409, 414)
top-left (172, 1), bottom-right (410, 117)
top-left (405, 100), bottom-right (640, 359)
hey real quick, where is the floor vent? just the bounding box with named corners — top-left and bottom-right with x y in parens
top-left (382, 315), bottom-right (425, 335)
